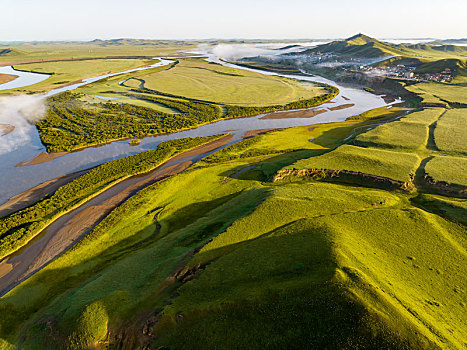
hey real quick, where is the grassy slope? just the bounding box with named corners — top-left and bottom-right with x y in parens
top-left (138, 58), bottom-right (325, 106)
top-left (434, 109), bottom-right (467, 155)
top-left (286, 144), bottom-right (419, 182)
top-left (425, 156), bottom-right (467, 187)
top-left (355, 108), bottom-right (443, 150)
top-left (303, 34), bottom-right (467, 61)
top-left (406, 82), bottom-right (467, 106)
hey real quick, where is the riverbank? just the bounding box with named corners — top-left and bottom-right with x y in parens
top-left (0, 134), bottom-right (233, 296)
top-left (0, 168), bottom-right (90, 218)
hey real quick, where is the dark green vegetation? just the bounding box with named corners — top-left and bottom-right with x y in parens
top-left (38, 80), bottom-right (337, 152)
top-left (0, 135), bottom-right (223, 259)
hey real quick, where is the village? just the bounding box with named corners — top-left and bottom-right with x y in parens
top-left (357, 64), bottom-right (452, 82)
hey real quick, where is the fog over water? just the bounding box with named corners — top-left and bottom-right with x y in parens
top-left (0, 95), bottom-right (45, 155)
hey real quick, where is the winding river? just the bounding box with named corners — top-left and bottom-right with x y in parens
top-left (0, 49), bottom-right (399, 206)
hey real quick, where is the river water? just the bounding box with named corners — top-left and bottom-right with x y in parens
top-left (0, 50), bottom-right (399, 206)
top-left (0, 66), bottom-right (50, 91)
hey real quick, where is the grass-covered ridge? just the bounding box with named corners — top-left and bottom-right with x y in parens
top-left (281, 144), bottom-right (419, 184)
top-left (354, 108), bottom-right (443, 150)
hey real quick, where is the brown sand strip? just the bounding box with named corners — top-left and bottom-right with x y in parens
top-left (0, 74), bottom-right (18, 85)
top-left (16, 151), bottom-right (68, 167)
top-left (0, 169), bottom-right (90, 218)
top-left (243, 128), bottom-right (277, 139)
top-left (260, 108), bottom-right (327, 120)
top-left (342, 96), bottom-right (350, 101)
top-left (328, 103), bottom-right (355, 111)
top-left (170, 134), bottom-right (233, 161)
top-left (0, 124), bottom-right (15, 137)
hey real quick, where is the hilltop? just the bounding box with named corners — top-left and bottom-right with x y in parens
top-left (299, 33), bottom-right (402, 58)
top-left (298, 34), bottom-right (467, 62)
top-left (0, 48), bottom-right (25, 56)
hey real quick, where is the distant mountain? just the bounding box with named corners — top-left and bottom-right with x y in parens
top-left (299, 34), bottom-right (402, 58)
top-left (434, 38), bottom-right (467, 45)
top-left (297, 34), bottom-right (467, 60)
top-left (88, 39), bottom-right (185, 46)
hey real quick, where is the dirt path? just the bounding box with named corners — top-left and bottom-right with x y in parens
top-left (0, 135), bottom-right (232, 296)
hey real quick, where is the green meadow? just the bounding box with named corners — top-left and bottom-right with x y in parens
top-left (354, 108), bottom-right (443, 150)
top-left (434, 109), bottom-right (467, 155)
top-left (134, 58), bottom-right (325, 106)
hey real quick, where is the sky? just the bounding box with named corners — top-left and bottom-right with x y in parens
top-left (2, 0), bottom-right (466, 41)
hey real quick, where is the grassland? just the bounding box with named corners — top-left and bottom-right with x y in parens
top-left (354, 108), bottom-right (443, 150)
top-left (284, 144), bottom-right (419, 183)
top-left (5, 58), bottom-right (152, 93)
top-left (406, 82), bottom-right (467, 106)
top-left (37, 59), bottom-right (336, 152)
top-left (133, 58), bottom-right (325, 106)
top-left (0, 41), bottom-right (196, 64)
top-left (0, 129), bottom-right (464, 348)
top-left (434, 109), bottom-right (467, 155)
top-left (0, 44), bottom-right (466, 349)
top-left (425, 156), bottom-right (467, 187)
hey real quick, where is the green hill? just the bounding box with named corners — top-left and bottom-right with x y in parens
top-left (414, 58), bottom-right (467, 82)
top-left (300, 33), bottom-right (402, 58)
top-left (299, 34), bottom-right (467, 63)
top-left (0, 48), bottom-right (25, 56)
